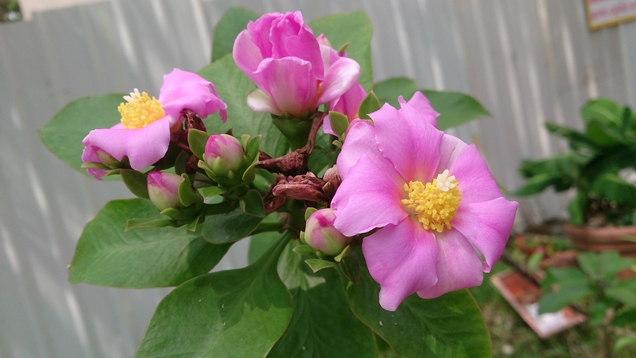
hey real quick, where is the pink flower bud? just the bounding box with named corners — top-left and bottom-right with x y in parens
top-left (147, 172), bottom-right (183, 211)
top-left (304, 208), bottom-right (351, 256)
top-left (204, 134), bottom-right (244, 176)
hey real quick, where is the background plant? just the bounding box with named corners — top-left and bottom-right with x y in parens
top-left (514, 99), bottom-right (636, 226)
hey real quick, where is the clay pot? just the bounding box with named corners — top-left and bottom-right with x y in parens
top-left (565, 224), bottom-right (636, 254)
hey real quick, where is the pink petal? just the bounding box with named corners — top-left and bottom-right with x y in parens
top-left (80, 145), bottom-right (107, 180)
top-left (450, 144), bottom-right (502, 204)
top-left (451, 197), bottom-right (518, 271)
top-left (233, 30), bottom-right (265, 86)
top-left (316, 57), bottom-right (360, 105)
top-left (255, 57), bottom-right (316, 117)
top-left (336, 120), bottom-right (401, 182)
top-left (398, 91), bottom-right (439, 127)
top-left (83, 116), bottom-right (172, 170)
top-left (159, 69), bottom-right (227, 123)
top-left (436, 133), bottom-right (467, 175)
top-left (270, 12), bottom-right (324, 79)
top-left (332, 155), bottom-right (407, 236)
top-left (416, 229), bottom-right (484, 299)
top-left (246, 89), bottom-right (282, 115)
top-left (370, 103), bottom-right (443, 182)
top-left (328, 81), bottom-right (366, 123)
top-left (362, 218), bottom-right (439, 311)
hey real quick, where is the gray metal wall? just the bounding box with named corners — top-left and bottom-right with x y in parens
top-left (1, 0), bottom-right (634, 356)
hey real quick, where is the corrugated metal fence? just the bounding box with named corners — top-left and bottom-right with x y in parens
top-left (1, 0), bottom-right (634, 356)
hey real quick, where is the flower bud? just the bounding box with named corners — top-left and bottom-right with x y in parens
top-left (147, 172), bottom-right (183, 211)
top-left (304, 208), bottom-right (351, 256)
top-left (204, 134), bottom-right (244, 177)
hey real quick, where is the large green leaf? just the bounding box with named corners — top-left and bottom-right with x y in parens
top-left (199, 207), bottom-right (265, 245)
top-left (538, 285), bottom-right (594, 314)
top-left (69, 199), bottom-right (231, 288)
top-left (39, 94), bottom-right (124, 175)
top-left (591, 173), bottom-right (636, 206)
top-left (581, 98), bottom-right (624, 128)
top-left (343, 265), bottom-right (491, 357)
top-left (136, 233), bottom-right (293, 357)
top-left (512, 173), bottom-right (561, 196)
top-left (198, 55), bottom-right (289, 157)
top-left (374, 77), bottom-right (418, 107)
top-left (268, 242), bottom-right (377, 357)
top-left (309, 12), bottom-right (374, 92)
top-left (421, 90), bottom-right (490, 130)
top-left (211, 7), bottom-right (259, 62)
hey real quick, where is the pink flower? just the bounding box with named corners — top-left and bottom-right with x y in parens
top-left (232, 11), bottom-right (360, 117)
top-left (82, 69), bottom-right (227, 179)
top-left (331, 94), bottom-right (518, 311)
top-left (317, 35), bottom-right (368, 135)
top-left (304, 208), bottom-right (352, 256)
top-left (147, 172), bottom-right (183, 211)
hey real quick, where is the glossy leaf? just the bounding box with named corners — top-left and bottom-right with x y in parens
top-left (135, 233), bottom-right (293, 357)
top-left (69, 199), bottom-right (231, 288)
top-left (239, 189), bottom-right (265, 217)
top-left (198, 55), bottom-right (289, 157)
top-left (358, 91), bottom-right (381, 120)
top-left (305, 258), bottom-right (337, 273)
top-left (188, 129), bottom-right (210, 160)
top-left (200, 207), bottom-right (265, 244)
top-left (268, 242), bottom-right (377, 357)
top-left (309, 11), bottom-right (374, 92)
top-left (211, 7), bottom-right (259, 62)
top-left (120, 169), bottom-right (149, 199)
top-left (344, 264), bottom-right (492, 357)
top-left (421, 90), bottom-right (490, 130)
top-left (39, 94), bottom-right (124, 175)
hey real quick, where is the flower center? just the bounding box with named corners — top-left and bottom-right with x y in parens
top-left (118, 89), bottom-right (165, 129)
top-left (401, 170), bottom-right (462, 233)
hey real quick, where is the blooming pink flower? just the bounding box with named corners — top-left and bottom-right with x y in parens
top-left (331, 94), bottom-right (518, 311)
top-left (81, 69), bottom-right (227, 179)
top-left (232, 11), bottom-right (360, 117)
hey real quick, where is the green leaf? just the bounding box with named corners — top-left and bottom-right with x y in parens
top-left (607, 280), bottom-right (636, 306)
top-left (307, 128), bottom-right (338, 176)
top-left (198, 55), bottom-right (289, 157)
top-left (135, 232), bottom-right (293, 357)
top-left (211, 7), bottom-right (259, 62)
top-left (592, 173), bottom-right (636, 206)
top-left (374, 77), bottom-right (418, 107)
top-left (344, 264), bottom-right (491, 357)
top-left (120, 169), bottom-right (149, 199)
top-left (541, 267), bottom-right (589, 289)
top-left (614, 336), bottom-right (636, 352)
top-left (199, 186), bottom-right (226, 202)
top-left (268, 242), bottom-right (377, 357)
top-left (421, 90), bottom-right (491, 130)
top-left (125, 217), bottom-right (172, 231)
top-left (545, 122), bottom-right (595, 152)
top-left (39, 94), bottom-right (124, 175)
top-left (239, 189), bottom-right (265, 217)
top-left (291, 245), bottom-right (315, 256)
top-left (581, 98), bottom-right (624, 128)
top-left (568, 191), bottom-right (588, 225)
top-left (69, 199), bottom-right (231, 288)
top-left (585, 119), bottom-right (627, 148)
top-left (187, 129), bottom-right (210, 160)
top-left (328, 111), bottom-right (349, 137)
top-left (358, 91), bottom-right (381, 120)
top-left (512, 173), bottom-right (561, 196)
top-left (612, 306), bottom-right (636, 327)
top-left (248, 230), bottom-right (281, 265)
top-left (309, 12), bottom-right (373, 92)
top-left (538, 284), bottom-right (594, 314)
top-left (200, 207), bottom-right (264, 244)
top-left (304, 258), bottom-right (337, 273)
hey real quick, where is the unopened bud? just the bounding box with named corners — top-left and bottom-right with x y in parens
top-left (147, 172), bottom-right (183, 211)
top-left (204, 134), bottom-right (244, 176)
top-left (304, 208), bottom-right (351, 256)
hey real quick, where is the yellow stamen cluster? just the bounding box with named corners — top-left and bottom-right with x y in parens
top-left (401, 170), bottom-right (462, 233)
top-left (118, 90), bottom-right (165, 129)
